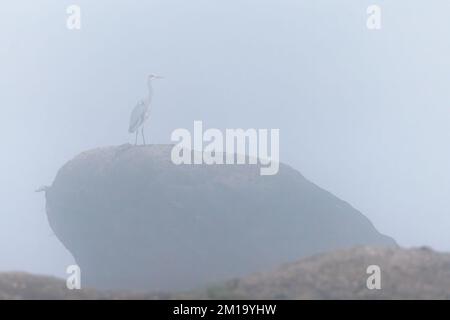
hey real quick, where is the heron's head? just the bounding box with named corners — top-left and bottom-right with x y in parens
top-left (148, 74), bottom-right (163, 80)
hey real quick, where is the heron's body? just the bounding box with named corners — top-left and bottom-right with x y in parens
top-left (128, 75), bottom-right (161, 145)
top-left (128, 99), bottom-right (150, 133)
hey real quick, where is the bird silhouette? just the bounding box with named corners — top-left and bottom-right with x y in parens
top-left (129, 74), bottom-right (163, 145)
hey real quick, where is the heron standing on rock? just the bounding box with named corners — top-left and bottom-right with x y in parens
top-left (129, 74), bottom-right (163, 145)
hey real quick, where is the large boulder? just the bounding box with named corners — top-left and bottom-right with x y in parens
top-left (45, 144), bottom-right (395, 290)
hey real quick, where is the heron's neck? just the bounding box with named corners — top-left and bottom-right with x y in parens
top-left (147, 80), bottom-right (153, 99)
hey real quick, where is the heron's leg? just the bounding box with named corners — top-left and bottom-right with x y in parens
top-left (142, 127), bottom-right (146, 145)
top-left (135, 131), bottom-right (138, 145)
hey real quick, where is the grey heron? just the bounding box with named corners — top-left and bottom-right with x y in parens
top-left (128, 74), bottom-right (163, 145)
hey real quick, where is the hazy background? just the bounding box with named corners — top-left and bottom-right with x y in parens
top-left (1, 0), bottom-right (449, 277)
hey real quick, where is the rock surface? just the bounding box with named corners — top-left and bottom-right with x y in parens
top-left (0, 272), bottom-right (165, 300)
top-left (195, 246), bottom-right (450, 300)
top-left (0, 272), bottom-right (103, 300)
top-left (2, 247), bottom-right (450, 299)
top-left (44, 144), bottom-right (395, 291)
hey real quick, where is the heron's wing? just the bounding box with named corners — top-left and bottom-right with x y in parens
top-left (128, 102), bottom-right (146, 133)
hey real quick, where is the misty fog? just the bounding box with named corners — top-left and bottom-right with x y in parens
top-left (1, 0), bottom-right (450, 278)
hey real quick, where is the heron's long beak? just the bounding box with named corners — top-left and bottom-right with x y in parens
top-left (155, 75), bottom-right (164, 79)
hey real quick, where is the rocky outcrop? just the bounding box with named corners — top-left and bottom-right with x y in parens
top-left (4, 247), bottom-right (450, 299)
top-left (196, 246), bottom-right (450, 300)
top-left (44, 144), bottom-right (395, 291)
top-left (0, 272), bottom-right (165, 300)
top-left (0, 272), bottom-right (102, 300)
